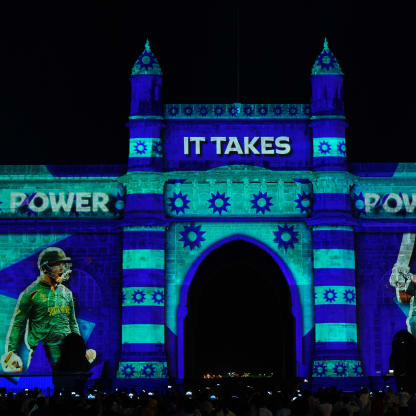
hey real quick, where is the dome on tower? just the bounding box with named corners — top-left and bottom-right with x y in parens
top-left (131, 39), bottom-right (162, 76)
top-left (311, 38), bottom-right (343, 75)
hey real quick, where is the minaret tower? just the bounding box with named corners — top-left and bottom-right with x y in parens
top-left (310, 39), bottom-right (365, 389)
top-left (117, 40), bottom-right (168, 387)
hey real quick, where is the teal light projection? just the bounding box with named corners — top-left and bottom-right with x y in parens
top-left (315, 323), bottom-right (357, 343)
top-left (313, 360), bottom-right (363, 378)
top-left (313, 137), bottom-right (346, 158)
top-left (117, 361), bottom-right (167, 379)
top-left (122, 287), bottom-right (165, 307)
top-left (122, 324), bottom-right (164, 344)
top-left (315, 286), bottom-right (356, 305)
top-left (129, 138), bottom-right (163, 158)
top-left (123, 249), bottom-right (165, 270)
top-left (164, 104), bottom-right (311, 119)
top-left (165, 221), bottom-right (313, 338)
top-left (313, 249), bottom-right (355, 269)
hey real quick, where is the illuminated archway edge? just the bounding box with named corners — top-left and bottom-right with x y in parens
top-left (176, 234), bottom-right (303, 379)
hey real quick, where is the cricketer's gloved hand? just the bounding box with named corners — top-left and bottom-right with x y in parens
top-left (1, 351), bottom-right (23, 372)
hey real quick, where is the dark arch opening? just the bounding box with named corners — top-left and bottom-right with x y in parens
top-left (185, 239), bottom-right (295, 381)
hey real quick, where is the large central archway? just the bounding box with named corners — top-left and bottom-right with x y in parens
top-left (184, 239), bottom-right (295, 381)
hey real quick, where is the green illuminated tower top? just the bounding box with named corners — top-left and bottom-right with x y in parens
top-left (131, 39), bottom-right (162, 76)
top-left (311, 38), bottom-right (343, 76)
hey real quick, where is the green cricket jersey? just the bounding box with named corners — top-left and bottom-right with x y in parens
top-left (7, 277), bottom-right (80, 352)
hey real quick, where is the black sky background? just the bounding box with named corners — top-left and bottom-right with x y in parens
top-left (0, 1), bottom-right (413, 165)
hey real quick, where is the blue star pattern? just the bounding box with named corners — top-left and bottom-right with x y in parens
top-left (162, 365), bottom-right (168, 377)
top-left (318, 141), bottom-right (331, 154)
top-left (343, 289), bottom-right (355, 303)
top-left (251, 192), bottom-right (273, 214)
top-left (198, 106), bottom-right (208, 116)
top-left (121, 364), bottom-right (136, 378)
top-left (179, 224), bottom-right (206, 250)
top-left (289, 105), bottom-right (298, 115)
top-left (132, 289), bottom-right (146, 304)
top-left (152, 140), bottom-right (163, 155)
top-left (351, 192), bottom-right (366, 216)
top-left (353, 363), bottom-right (363, 376)
top-left (273, 224), bottom-right (299, 251)
top-left (228, 105), bottom-right (239, 116)
top-left (273, 105), bottom-right (282, 115)
top-left (121, 291), bottom-right (126, 304)
top-left (244, 105), bottom-right (254, 116)
top-left (337, 141), bottom-right (346, 155)
top-left (313, 362), bottom-right (327, 377)
top-left (258, 105), bottom-right (268, 115)
top-left (152, 289), bottom-right (164, 305)
top-left (184, 106), bottom-right (193, 116)
top-left (141, 364), bottom-right (155, 378)
top-left (294, 192), bottom-right (312, 215)
top-left (168, 191), bottom-right (190, 215)
top-left (208, 192), bottom-right (231, 215)
top-left (134, 141), bottom-right (147, 155)
top-left (323, 288), bottom-right (337, 303)
top-left (168, 106), bottom-right (178, 116)
top-left (334, 362), bottom-right (347, 377)
top-left (214, 105), bottom-right (224, 116)
top-left (316, 49), bottom-right (337, 71)
top-left (0, 200), bottom-right (3, 211)
top-left (134, 48), bottom-right (156, 72)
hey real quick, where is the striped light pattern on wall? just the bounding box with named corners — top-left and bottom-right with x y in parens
top-left (313, 137), bottom-right (346, 158)
top-left (118, 227), bottom-right (167, 378)
top-left (312, 226), bottom-right (363, 379)
top-left (117, 361), bottom-right (167, 379)
top-left (129, 138), bottom-right (163, 158)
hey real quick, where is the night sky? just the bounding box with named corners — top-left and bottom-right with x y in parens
top-left (0, 2), bottom-right (413, 165)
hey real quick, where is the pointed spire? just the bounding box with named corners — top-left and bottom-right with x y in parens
top-left (311, 38), bottom-right (343, 75)
top-left (131, 39), bottom-right (162, 76)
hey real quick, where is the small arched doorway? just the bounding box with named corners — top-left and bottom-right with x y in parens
top-left (184, 239), bottom-right (295, 380)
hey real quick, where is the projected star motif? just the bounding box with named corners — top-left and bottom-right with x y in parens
top-left (141, 364), bottom-right (155, 378)
top-left (313, 362), bottom-right (327, 377)
top-left (273, 105), bottom-right (282, 115)
top-left (184, 106), bottom-right (193, 116)
top-left (208, 192), bottom-right (231, 215)
top-left (136, 50), bottom-right (156, 72)
top-left (258, 105), bottom-right (268, 115)
top-left (121, 364), bottom-right (136, 378)
top-left (337, 141), bottom-right (346, 155)
top-left (323, 288), bottom-right (337, 303)
top-left (132, 289), bottom-right (146, 304)
top-left (273, 224), bottom-right (299, 251)
top-left (303, 106), bottom-right (311, 116)
top-left (343, 289), bottom-right (355, 303)
top-left (318, 141), bottom-right (331, 154)
top-left (162, 365), bottom-right (168, 377)
top-left (179, 224), bottom-right (206, 250)
top-left (351, 192), bottom-right (366, 216)
top-left (294, 192), bottom-right (312, 215)
top-left (317, 49), bottom-right (337, 71)
top-left (152, 141), bottom-right (163, 155)
top-left (228, 105), bottom-right (239, 116)
top-left (0, 200), bottom-right (3, 211)
top-left (168, 191), bottom-right (190, 215)
top-left (134, 141), bottom-right (147, 155)
top-left (198, 106), bottom-right (209, 116)
top-left (244, 105), bottom-right (254, 116)
top-left (214, 105), bottom-right (224, 116)
top-left (353, 363), bottom-right (363, 376)
top-left (152, 289), bottom-right (164, 305)
top-left (121, 291), bottom-right (126, 304)
top-left (289, 105), bottom-right (298, 115)
top-left (168, 106), bottom-right (178, 116)
top-left (251, 191), bottom-right (273, 214)
top-left (334, 362), bottom-right (347, 377)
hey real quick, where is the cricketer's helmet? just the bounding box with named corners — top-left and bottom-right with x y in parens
top-left (37, 247), bottom-right (72, 278)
